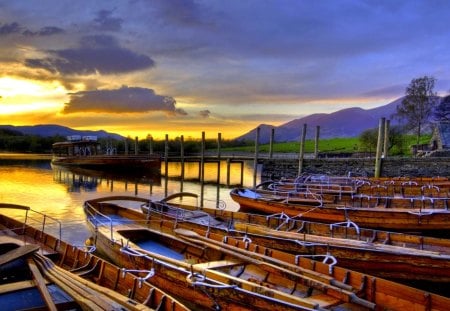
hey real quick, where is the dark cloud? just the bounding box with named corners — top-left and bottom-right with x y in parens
top-left (24, 34), bottom-right (154, 75)
top-left (0, 22), bottom-right (64, 37)
top-left (63, 86), bottom-right (179, 114)
top-left (93, 9), bottom-right (123, 31)
top-left (174, 108), bottom-right (188, 116)
top-left (360, 85), bottom-right (407, 98)
top-left (22, 26), bottom-right (64, 36)
top-left (0, 22), bottom-right (21, 35)
top-left (198, 110), bottom-right (210, 118)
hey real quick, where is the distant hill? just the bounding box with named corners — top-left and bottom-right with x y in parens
top-left (0, 124), bottom-right (124, 140)
top-left (235, 98), bottom-right (404, 143)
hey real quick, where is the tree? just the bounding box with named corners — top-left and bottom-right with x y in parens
top-left (434, 95), bottom-right (450, 121)
top-left (394, 76), bottom-right (437, 147)
top-left (359, 125), bottom-right (404, 155)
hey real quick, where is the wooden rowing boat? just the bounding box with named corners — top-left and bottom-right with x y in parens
top-left (264, 174), bottom-right (450, 201)
top-left (136, 192), bottom-right (450, 283)
top-left (84, 195), bottom-right (450, 310)
top-left (230, 187), bottom-right (450, 232)
top-left (0, 203), bottom-right (189, 311)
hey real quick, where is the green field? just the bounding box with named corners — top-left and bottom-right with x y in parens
top-left (222, 135), bottom-right (431, 156)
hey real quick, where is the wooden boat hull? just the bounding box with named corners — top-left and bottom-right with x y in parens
top-left (0, 203), bottom-right (189, 311)
top-left (137, 192), bottom-right (450, 283)
top-left (52, 154), bottom-right (161, 171)
top-left (230, 188), bottom-right (450, 231)
top-left (85, 203), bottom-right (327, 310)
top-left (84, 196), bottom-right (450, 310)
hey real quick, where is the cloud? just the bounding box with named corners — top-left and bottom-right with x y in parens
top-left (24, 34), bottom-right (154, 75)
top-left (93, 9), bottom-right (123, 31)
top-left (22, 26), bottom-right (64, 36)
top-left (360, 84), bottom-right (407, 98)
top-left (63, 86), bottom-right (179, 114)
top-left (198, 110), bottom-right (210, 118)
top-left (0, 22), bottom-right (21, 35)
top-left (0, 22), bottom-right (64, 37)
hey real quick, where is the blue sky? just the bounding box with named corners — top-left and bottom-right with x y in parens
top-left (0, 0), bottom-right (449, 139)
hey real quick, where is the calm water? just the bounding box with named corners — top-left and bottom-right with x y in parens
top-left (2, 155), bottom-right (450, 298)
top-left (0, 156), bottom-right (257, 245)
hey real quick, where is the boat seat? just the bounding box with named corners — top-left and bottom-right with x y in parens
top-left (193, 259), bottom-right (243, 270)
top-left (300, 293), bottom-right (341, 308)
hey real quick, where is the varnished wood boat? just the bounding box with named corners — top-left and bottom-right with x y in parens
top-left (0, 203), bottom-right (189, 311)
top-left (52, 135), bottom-right (161, 173)
top-left (137, 192), bottom-right (450, 283)
top-left (265, 174), bottom-right (450, 200)
top-left (230, 187), bottom-right (450, 232)
top-left (84, 196), bottom-right (450, 310)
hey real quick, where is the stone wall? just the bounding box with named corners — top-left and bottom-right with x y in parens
top-left (260, 157), bottom-right (450, 180)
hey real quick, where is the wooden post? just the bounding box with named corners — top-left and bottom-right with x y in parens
top-left (269, 128), bottom-right (275, 159)
top-left (164, 134), bottom-right (169, 196)
top-left (164, 134), bottom-right (169, 197)
top-left (135, 136), bottom-right (138, 155)
top-left (217, 133), bottom-right (221, 186)
top-left (124, 138), bottom-right (128, 155)
top-left (180, 135), bottom-right (185, 192)
top-left (253, 127), bottom-right (260, 188)
top-left (226, 158), bottom-right (231, 186)
top-left (148, 135), bottom-right (153, 154)
top-left (298, 124), bottom-right (307, 176)
top-left (200, 131), bottom-right (205, 207)
top-left (374, 118), bottom-right (385, 178)
top-left (201, 131), bottom-right (205, 183)
top-left (383, 119), bottom-right (390, 159)
top-left (314, 125), bottom-right (320, 159)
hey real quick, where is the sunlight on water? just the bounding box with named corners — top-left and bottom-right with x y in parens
top-left (0, 158), bottom-right (258, 245)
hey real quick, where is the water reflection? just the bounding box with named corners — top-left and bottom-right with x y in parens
top-left (0, 158), bottom-right (257, 245)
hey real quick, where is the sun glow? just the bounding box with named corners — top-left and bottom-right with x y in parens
top-left (0, 77), bottom-right (67, 114)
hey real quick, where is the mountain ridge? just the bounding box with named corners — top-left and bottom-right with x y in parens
top-left (0, 124), bottom-right (124, 140)
top-left (235, 97), bottom-right (404, 143)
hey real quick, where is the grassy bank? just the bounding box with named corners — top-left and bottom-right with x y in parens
top-left (221, 135), bottom-right (431, 156)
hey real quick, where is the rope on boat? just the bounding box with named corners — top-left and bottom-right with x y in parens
top-left (71, 245), bottom-right (96, 255)
top-left (186, 272), bottom-right (237, 289)
top-left (295, 253), bottom-right (337, 275)
top-left (330, 219), bottom-right (360, 235)
top-left (121, 268), bottom-right (155, 288)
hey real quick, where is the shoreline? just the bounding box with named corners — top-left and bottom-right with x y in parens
top-left (0, 152), bottom-right (52, 160)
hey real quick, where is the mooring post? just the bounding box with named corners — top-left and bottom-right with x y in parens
top-left (375, 118), bottom-right (385, 178)
top-left (135, 136), bottom-right (139, 155)
top-left (200, 131), bottom-right (205, 182)
top-left (383, 119), bottom-right (390, 159)
top-left (253, 127), bottom-right (260, 188)
top-left (217, 133), bottom-right (221, 186)
top-left (147, 134), bottom-right (153, 154)
top-left (200, 131), bottom-right (205, 207)
top-left (226, 158), bottom-right (231, 186)
top-left (298, 124), bottom-right (307, 176)
top-left (180, 135), bottom-right (185, 192)
top-left (269, 128), bottom-right (275, 159)
top-left (314, 126), bottom-right (320, 159)
top-left (164, 134), bottom-right (169, 197)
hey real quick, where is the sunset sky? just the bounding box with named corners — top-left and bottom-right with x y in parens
top-left (1, 1), bottom-right (450, 140)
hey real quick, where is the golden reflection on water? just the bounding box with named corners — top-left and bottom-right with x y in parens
top-left (0, 159), bottom-right (257, 244)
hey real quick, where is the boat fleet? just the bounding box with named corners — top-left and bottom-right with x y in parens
top-left (2, 173), bottom-right (450, 310)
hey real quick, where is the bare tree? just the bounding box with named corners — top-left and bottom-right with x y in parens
top-left (395, 76), bottom-right (437, 146)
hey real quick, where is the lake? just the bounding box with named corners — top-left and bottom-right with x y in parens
top-left (0, 155), bottom-right (257, 245)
